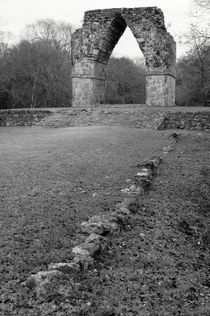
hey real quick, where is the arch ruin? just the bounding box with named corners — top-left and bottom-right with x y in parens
top-left (71, 7), bottom-right (176, 107)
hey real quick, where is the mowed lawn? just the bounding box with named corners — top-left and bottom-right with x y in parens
top-left (0, 126), bottom-right (169, 287)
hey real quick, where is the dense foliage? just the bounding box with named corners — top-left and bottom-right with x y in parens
top-left (0, 19), bottom-right (72, 109)
top-left (0, 40), bottom-right (72, 108)
top-left (176, 45), bottom-right (210, 106)
top-left (105, 57), bottom-right (146, 104)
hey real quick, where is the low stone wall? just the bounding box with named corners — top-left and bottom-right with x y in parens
top-left (158, 111), bottom-right (210, 130)
top-left (1, 108), bottom-right (210, 130)
top-left (0, 109), bottom-right (52, 127)
top-left (24, 155), bottom-right (163, 302)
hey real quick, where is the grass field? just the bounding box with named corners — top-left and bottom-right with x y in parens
top-left (0, 126), bottom-right (209, 315)
top-left (0, 127), bottom-right (169, 287)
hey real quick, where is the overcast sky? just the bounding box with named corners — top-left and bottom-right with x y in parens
top-left (0, 0), bottom-right (194, 58)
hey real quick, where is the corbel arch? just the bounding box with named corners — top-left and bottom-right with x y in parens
top-left (72, 7), bottom-right (176, 106)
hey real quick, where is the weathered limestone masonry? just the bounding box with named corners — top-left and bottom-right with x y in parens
top-left (0, 109), bottom-right (52, 126)
top-left (71, 7), bottom-right (176, 107)
top-left (158, 111), bottom-right (210, 130)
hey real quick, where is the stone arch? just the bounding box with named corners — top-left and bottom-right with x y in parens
top-left (71, 7), bottom-right (176, 106)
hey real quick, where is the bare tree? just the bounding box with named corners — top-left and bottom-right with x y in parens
top-left (181, 23), bottom-right (210, 106)
top-left (24, 19), bottom-right (72, 53)
top-left (191, 0), bottom-right (210, 39)
top-left (194, 0), bottom-right (210, 10)
top-left (20, 19), bottom-right (73, 108)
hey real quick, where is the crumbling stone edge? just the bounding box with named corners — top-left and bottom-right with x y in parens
top-left (23, 140), bottom-right (176, 302)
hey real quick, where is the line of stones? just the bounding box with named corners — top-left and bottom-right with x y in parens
top-left (24, 151), bottom-right (173, 301)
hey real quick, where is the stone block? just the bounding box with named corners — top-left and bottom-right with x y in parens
top-left (25, 270), bottom-right (71, 301)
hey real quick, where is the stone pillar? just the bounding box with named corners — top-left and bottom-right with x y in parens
top-left (72, 59), bottom-right (106, 106)
top-left (146, 72), bottom-right (176, 106)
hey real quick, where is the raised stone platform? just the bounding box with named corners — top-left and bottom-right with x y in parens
top-left (0, 109), bottom-right (52, 127)
top-left (1, 106), bottom-right (209, 130)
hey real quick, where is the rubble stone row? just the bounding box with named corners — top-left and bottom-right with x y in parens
top-left (24, 156), bottom-right (162, 301)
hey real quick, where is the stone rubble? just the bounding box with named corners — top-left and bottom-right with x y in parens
top-left (25, 270), bottom-right (71, 301)
top-left (80, 215), bottom-right (120, 236)
top-left (24, 154), bottom-right (163, 301)
top-left (0, 109), bottom-right (51, 127)
top-left (48, 262), bottom-right (81, 274)
top-left (158, 111), bottom-right (210, 130)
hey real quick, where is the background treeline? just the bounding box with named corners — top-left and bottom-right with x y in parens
top-left (0, 20), bottom-right (72, 109)
top-left (105, 57), bottom-right (145, 104)
top-left (0, 0), bottom-right (209, 109)
top-left (176, 0), bottom-right (210, 106)
top-left (0, 18), bottom-right (146, 109)
top-left (176, 45), bottom-right (210, 106)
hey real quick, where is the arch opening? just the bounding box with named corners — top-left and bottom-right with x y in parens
top-left (94, 13), bottom-right (146, 105)
top-left (105, 25), bottom-right (146, 104)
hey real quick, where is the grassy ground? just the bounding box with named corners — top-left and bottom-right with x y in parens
top-left (0, 126), bottom-right (170, 314)
top-left (79, 132), bottom-right (210, 316)
top-left (0, 126), bottom-right (209, 315)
